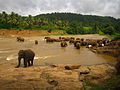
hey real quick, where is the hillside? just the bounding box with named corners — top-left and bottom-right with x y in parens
top-left (36, 13), bottom-right (118, 24)
top-left (0, 12), bottom-right (120, 35)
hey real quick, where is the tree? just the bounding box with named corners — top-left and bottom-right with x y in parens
top-left (103, 25), bottom-right (115, 35)
top-left (92, 23), bottom-right (100, 34)
top-left (0, 12), bottom-right (119, 35)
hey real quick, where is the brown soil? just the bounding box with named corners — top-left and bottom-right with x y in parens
top-left (0, 62), bottom-right (116, 90)
top-left (0, 30), bottom-right (66, 36)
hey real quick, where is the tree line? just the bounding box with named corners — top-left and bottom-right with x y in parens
top-left (0, 11), bottom-right (120, 35)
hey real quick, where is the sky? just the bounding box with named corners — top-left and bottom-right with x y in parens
top-left (0, 0), bottom-right (120, 18)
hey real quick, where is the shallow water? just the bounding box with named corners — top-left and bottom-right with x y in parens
top-left (0, 36), bottom-right (116, 66)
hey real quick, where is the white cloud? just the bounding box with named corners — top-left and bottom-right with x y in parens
top-left (0, 0), bottom-right (119, 18)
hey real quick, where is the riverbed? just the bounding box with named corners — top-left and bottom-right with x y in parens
top-left (0, 34), bottom-right (116, 66)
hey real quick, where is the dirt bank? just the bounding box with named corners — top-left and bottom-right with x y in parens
top-left (0, 61), bottom-right (116, 90)
top-left (90, 37), bottom-right (120, 57)
top-left (0, 30), bottom-right (66, 36)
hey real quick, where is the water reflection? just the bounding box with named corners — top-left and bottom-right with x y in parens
top-left (61, 47), bottom-right (67, 52)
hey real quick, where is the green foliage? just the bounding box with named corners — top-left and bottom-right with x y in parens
top-left (98, 31), bottom-right (105, 35)
top-left (107, 34), bottom-right (120, 40)
top-left (0, 11), bottom-right (120, 35)
top-left (82, 27), bottom-right (94, 34)
top-left (102, 25), bottom-right (115, 35)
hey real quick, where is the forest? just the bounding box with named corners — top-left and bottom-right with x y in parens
top-left (0, 11), bottom-right (120, 35)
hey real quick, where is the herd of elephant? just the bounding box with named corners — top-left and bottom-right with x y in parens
top-left (44, 36), bottom-right (111, 49)
top-left (17, 36), bottom-right (38, 44)
top-left (16, 36), bottom-right (120, 71)
top-left (16, 36), bottom-right (111, 49)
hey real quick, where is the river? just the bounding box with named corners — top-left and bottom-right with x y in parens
top-left (0, 35), bottom-right (116, 66)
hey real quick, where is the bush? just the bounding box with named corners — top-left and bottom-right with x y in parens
top-left (102, 26), bottom-right (115, 35)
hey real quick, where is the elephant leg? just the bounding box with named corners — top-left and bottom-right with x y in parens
top-left (28, 60), bottom-right (31, 66)
top-left (15, 59), bottom-right (21, 68)
top-left (30, 58), bottom-right (34, 66)
top-left (24, 59), bottom-right (27, 67)
top-left (31, 60), bottom-right (33, 66)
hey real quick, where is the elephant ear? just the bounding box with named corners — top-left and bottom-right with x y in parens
top-left (18, 50), bottom-right (24, 56)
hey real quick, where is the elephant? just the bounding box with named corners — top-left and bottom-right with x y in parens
top-left (69, 39), bottom-right (74, 44)
top-left (76, 38), bottom-right (81, 40)
top-left (54, 39), bottom-right (61, 42)
top-left (81, 38), bottom-right (84, 41)
top-left (86, 40), bottom-right (98, 47)
top-left (75, 42), bottom-right (81, 49)
top-left (74, 40), bottom-right (81, 47)
top-left (44, 37), bottom-right (50, 41)
top-left (15, 49), bottom-right (35, 68)
top-left (60, 37), bottom-right (70, 41)
top-left (59, 37), bottom-right (62, 40)
top-left (64, 37), bottom-right (70, 41)
top-left (35, 40), bottom-right (38, 45)
top-left (17, 37), bottom-right (24, 42)
top-left (70, 37), bottom-right (75, 40)
top-left (46, 38), bottom-right (54, 42)
top-left (81, 41), bottom-right (87, 46)
top-left (61, 41), bottom-right (68, 47)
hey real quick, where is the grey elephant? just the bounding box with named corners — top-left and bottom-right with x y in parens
top-left (15, 49), bottom-right (35, 68)
top-left (35, 40), bottom-right (38, 45)
top-left (61, 41), bottom-right (68, 47)
top-left (74, 40), bottom-right (81, 47)
top-left (17, 37), bottom-right (24, 42)
top-left (75, 42), bottom-right (81, 49)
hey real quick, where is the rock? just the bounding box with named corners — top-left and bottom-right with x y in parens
top-left (50, 64), bottom-right (57, 68)
top-left (79, 75), bottom-right (85, 82)
top-left (47, 80), bottom-right (58, 86)
top-left (0, 62), bottom-right (116, 89)
top-left (79, 66), bottom-right (90, 72)
top-left (64, 66), bottom-right (71, 70)
top-left (85, 74), bottom-right (101, 80)
top-left (46, 87), bottom-right (54, 90)
top-left (64, 65), bottom-right (81, 70)
top-left (80, 71), bottom-right (90, 75)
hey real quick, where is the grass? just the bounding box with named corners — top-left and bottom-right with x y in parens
top-left (107, 34), bottom-right (120, 40)
top-left (38, 33), bottom-right (68, 36)
top-left (97, 30), bottom-right (120, 40)
top-left (84, 75), bottom-right (120, 90)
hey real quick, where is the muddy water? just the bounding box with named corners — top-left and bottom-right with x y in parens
top-left (0, 36), bottom-right (116, 66)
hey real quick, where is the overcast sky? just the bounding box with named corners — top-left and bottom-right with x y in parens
top-left (0, 0), bottom-right (120, 18)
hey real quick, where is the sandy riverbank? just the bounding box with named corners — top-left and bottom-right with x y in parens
top-left (0, 61), bottom-right (116, 90)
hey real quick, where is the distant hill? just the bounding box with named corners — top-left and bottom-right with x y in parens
top-left (36, 13), bottom-right (119, 24)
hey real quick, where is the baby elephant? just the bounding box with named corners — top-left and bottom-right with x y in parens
top-left (61, 41), bottom-right (68, 47)
top-left (75, 42), bottom-right (81, 49)
top-left (15, 49), bottom-right (35, 68)
top-left (35, 40), bottom-right (38, 45)
top-left (17, 37), bottom-right (24, 42)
